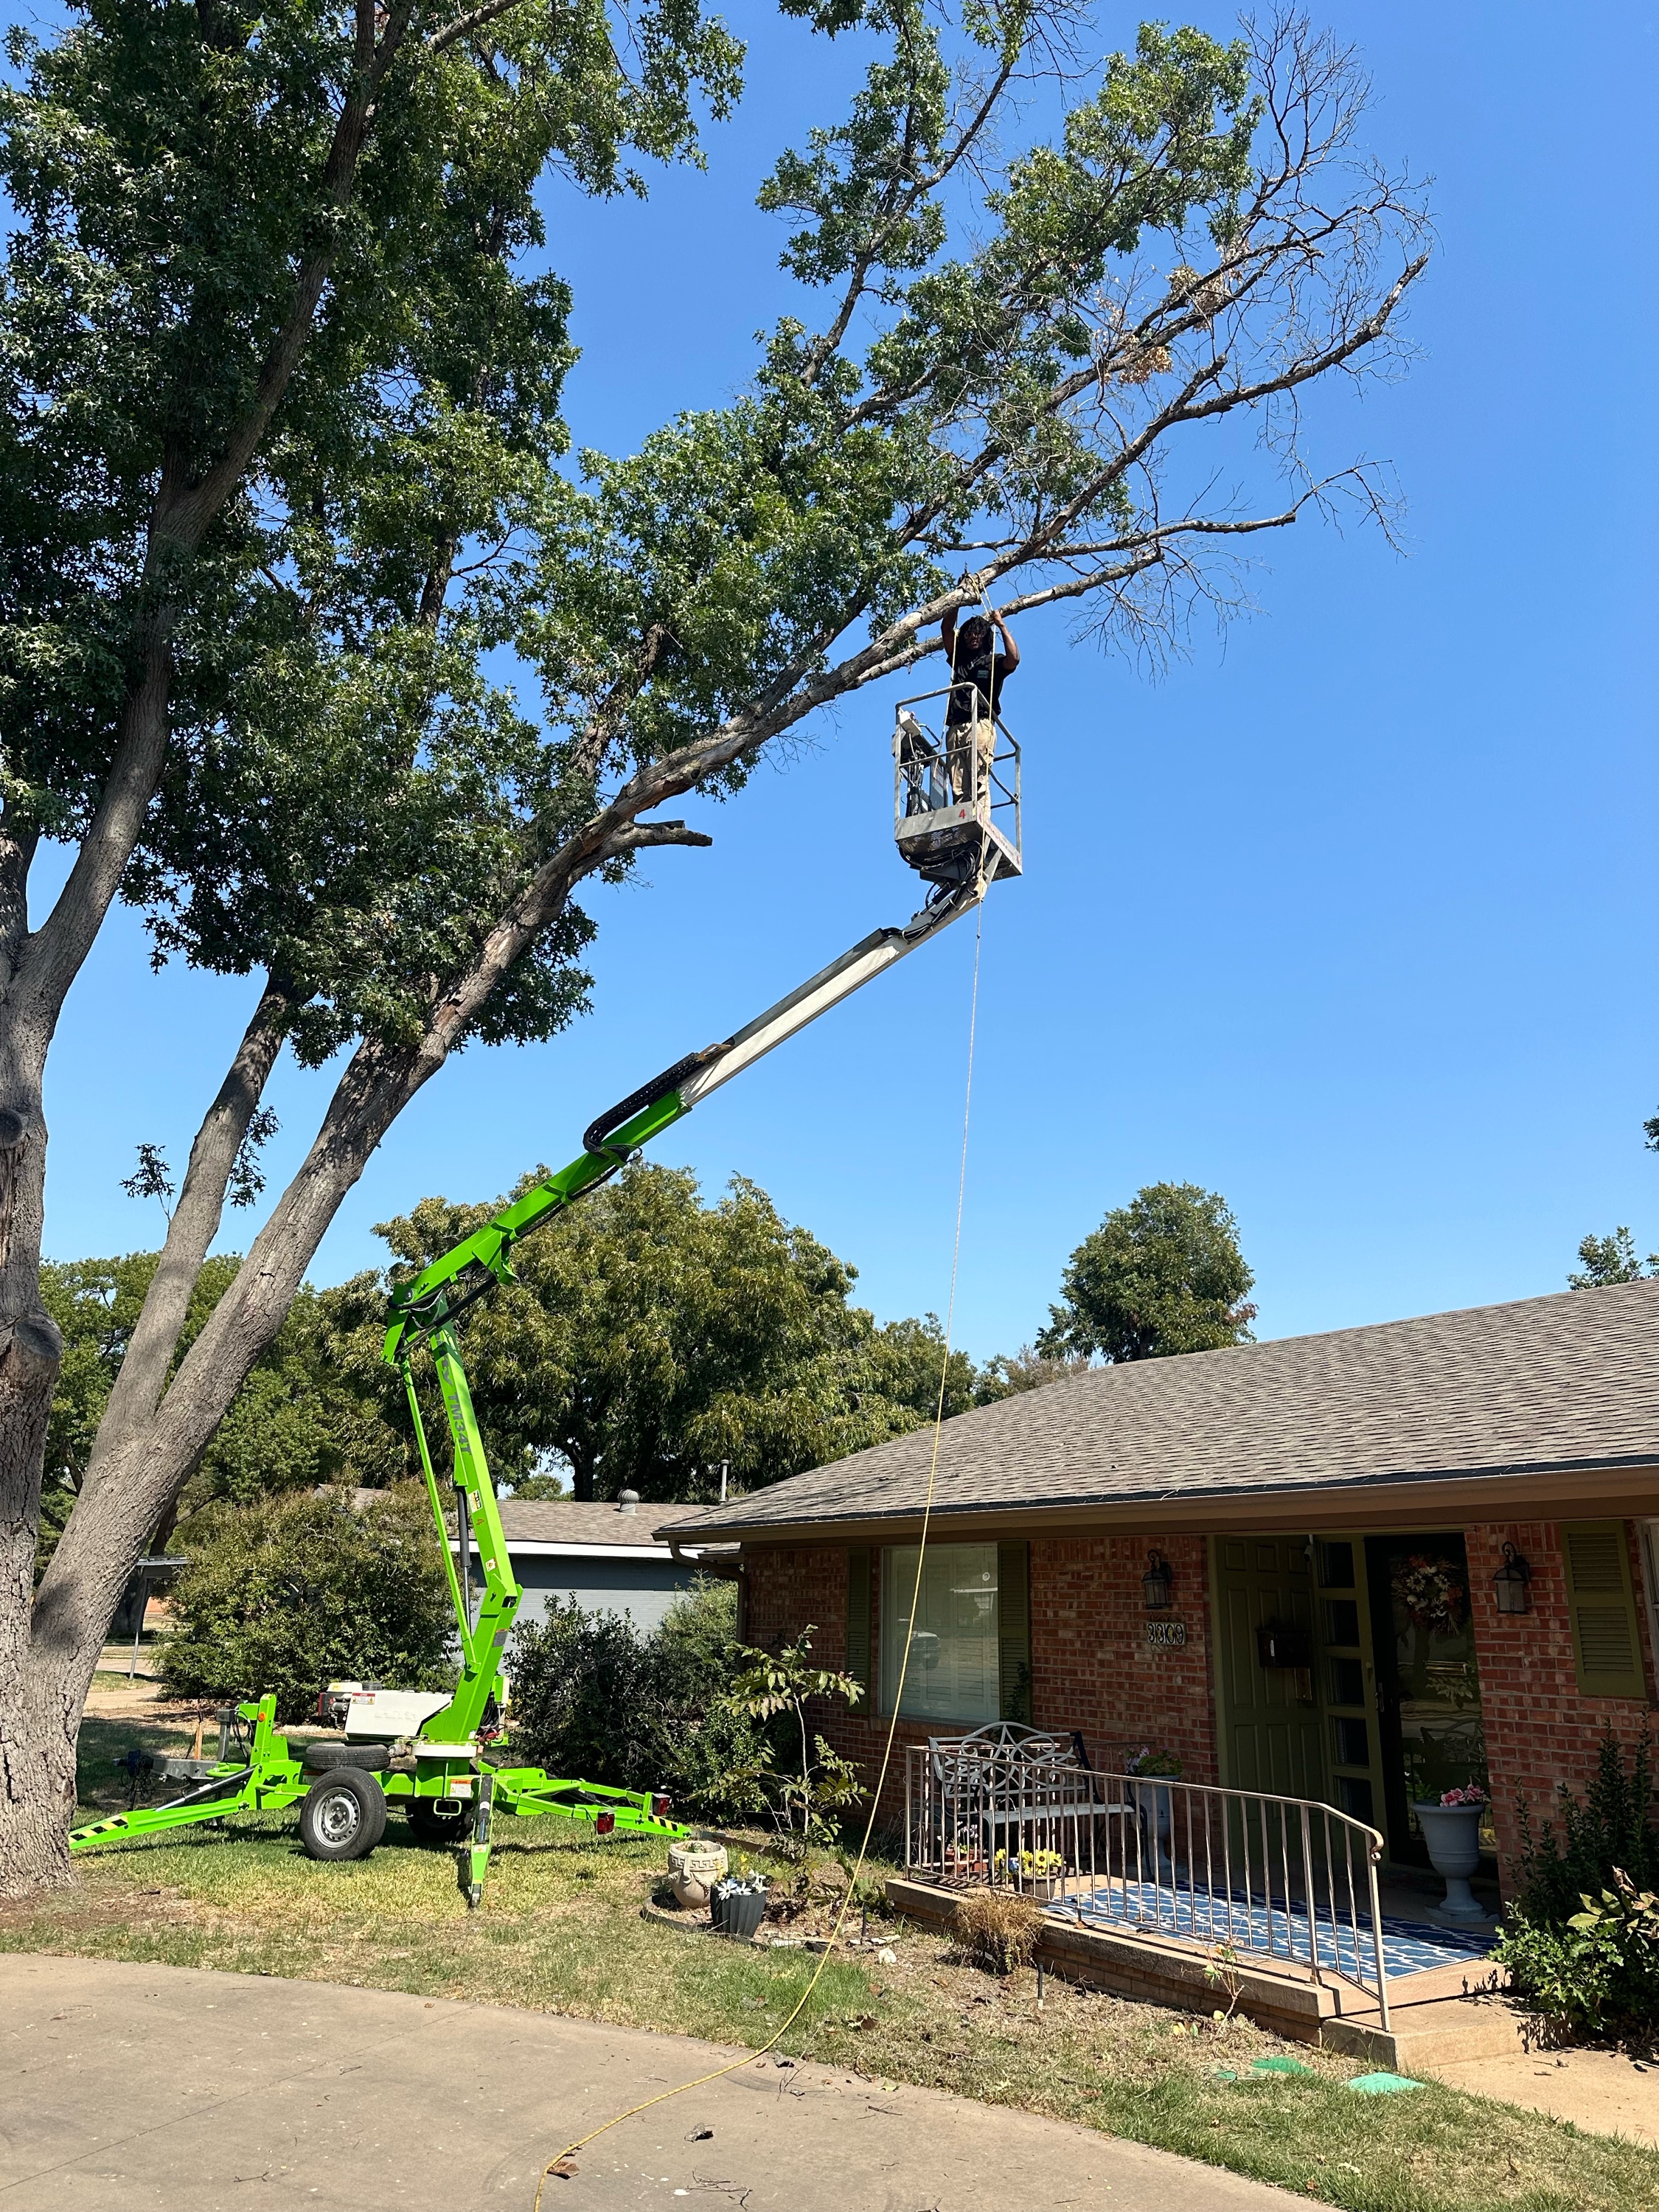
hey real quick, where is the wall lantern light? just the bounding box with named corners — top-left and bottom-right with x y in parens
top-left (1142, 1550), bottom-right (1174, 1612)
top-left (1492, 1541), bottom-right (1533, 1616)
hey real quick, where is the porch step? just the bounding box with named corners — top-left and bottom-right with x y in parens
top-left (884, 1877), bottom-right (1531, 2073)
top-left (1319, 1959), bottom-right (1530, 2070)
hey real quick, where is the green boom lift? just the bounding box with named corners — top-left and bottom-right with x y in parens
top-left (70, 687), bottom-right (1020, 1905)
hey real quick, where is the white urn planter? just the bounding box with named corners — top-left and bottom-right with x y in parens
top-left (668, 1840), bottom-right (728, 1910)
top-left (1413, 1802), bottom-right (1486, 1919)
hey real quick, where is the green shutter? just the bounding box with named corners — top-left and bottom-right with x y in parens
top-left (845, 1548), bottom-right (872, 1696)
top-left (998, 1541), bottom-right (1031, 1722)
top-left (1564, 1523), bottom-right (1646, 1700)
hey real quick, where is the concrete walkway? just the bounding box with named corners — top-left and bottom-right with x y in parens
top-left (0, 1954), bottom-right (1306, 2211)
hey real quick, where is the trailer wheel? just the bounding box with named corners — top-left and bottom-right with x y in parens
top-left (299, 1767), bottom-right (386, 1861)
top-left (408, 1794), bottom-right (474, 1844)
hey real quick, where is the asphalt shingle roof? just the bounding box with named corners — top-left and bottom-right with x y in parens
top-left (497, 1500), bottom-right (712, 1548)
top-left (661, 1281), bottom-right (1659, 1541)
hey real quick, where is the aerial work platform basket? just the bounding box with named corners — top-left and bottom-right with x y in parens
top-left (893, 689), bottom-right (1022, 888)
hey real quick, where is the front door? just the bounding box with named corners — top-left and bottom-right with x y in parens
top-left (1211, 1535), bottom-right (1323, 1799)
top-left (1366, 1534), bottom-right (1486, 1866)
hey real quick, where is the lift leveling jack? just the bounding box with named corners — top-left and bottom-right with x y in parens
top-left (71, 708), bottom-right (1020, 1905)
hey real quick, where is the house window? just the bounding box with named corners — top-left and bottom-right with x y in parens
top-left (880, 1543), bottom-right (1001, 1722)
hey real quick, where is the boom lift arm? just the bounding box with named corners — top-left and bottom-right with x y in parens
top-left (382, 880), bottom-right (983, 1762)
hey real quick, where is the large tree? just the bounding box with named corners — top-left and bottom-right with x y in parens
top-left (1038, 1180), bottom-right (1256, 1362)
top-left (6, 4), bottom-right (1427, 1891)
top-left (0, 0), bottom-right (745, 1890)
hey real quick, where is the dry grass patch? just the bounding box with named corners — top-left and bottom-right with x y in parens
top-left (953, 1888), bottom-right (1043, 1975)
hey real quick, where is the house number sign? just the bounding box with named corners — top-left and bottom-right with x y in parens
top-left (1146, 1619), bottom-right (1188, 1649)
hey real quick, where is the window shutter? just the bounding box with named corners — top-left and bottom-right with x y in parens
top-left (845, 1548), bottom-right (872, 1696)
top-left (1564, 1523), bottom-right (1646, 1700)
top-left (998, 1541), bottom-right (1031, 1722)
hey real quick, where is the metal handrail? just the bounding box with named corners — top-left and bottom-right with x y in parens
top-left (905, 1739), bottom-right (1391, 2028)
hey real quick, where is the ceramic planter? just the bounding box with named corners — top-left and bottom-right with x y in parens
top-left (1414, 1801), bottom-right (1486, 1919)
top-left (668, 1840), bottom-right (728, 1910)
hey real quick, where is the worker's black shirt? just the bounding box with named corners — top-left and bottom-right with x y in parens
top-left (945, 648), bottom-right (1014, 724)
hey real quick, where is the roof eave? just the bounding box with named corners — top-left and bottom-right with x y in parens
top-left (689, 1453), bottom-right (1659, 1548)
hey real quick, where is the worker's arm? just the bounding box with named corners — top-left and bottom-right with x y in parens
top-left (992, 610), bottom-right (1020, 673)
top-left (940, 607), bottom-right (959, 664)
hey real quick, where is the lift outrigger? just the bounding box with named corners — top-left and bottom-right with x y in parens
top-left (70, 689), bottom-right (1020, 1905)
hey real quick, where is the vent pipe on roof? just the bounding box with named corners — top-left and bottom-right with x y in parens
top-left (617, 1489), bottom-right (639, 1515)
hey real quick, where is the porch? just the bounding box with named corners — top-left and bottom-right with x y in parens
top-left (894, 1725), bottom-right (1526, 2070)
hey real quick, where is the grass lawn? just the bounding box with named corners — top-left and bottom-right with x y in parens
top-left (0, 1704), bottom-right (1653, 2212)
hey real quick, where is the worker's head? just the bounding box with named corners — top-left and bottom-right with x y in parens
top-left (956, 615), bottom-right (994, 658)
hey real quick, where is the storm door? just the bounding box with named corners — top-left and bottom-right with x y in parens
top-left (1364, 1534), bottom-right (1486, 1867)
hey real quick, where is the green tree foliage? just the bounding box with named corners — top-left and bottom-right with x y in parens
top-left (508, 1578), bottom-right (769, 1818)
top-left (158, 1486), bottom-right (451, 1721)
top-left (1568, 1229), bottom-right (1658, 1289)
top-left (1038, 1181), bottom-right (1256, 1363)
top-left (366, 1161), bottom-right (980, 1498)
top-left (975, 1343), bottom-right (1094, 1400)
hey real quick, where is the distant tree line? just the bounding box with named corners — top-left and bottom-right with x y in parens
top-left (40, 1168), bottom-right (1256, 1542)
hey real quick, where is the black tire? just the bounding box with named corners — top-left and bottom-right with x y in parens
top-left (302, 1740), bottom-right (389, 1773)
top-left (408, 1793), bottom-right (475, 1844)
top-left (299, 1767), bottom-right (386, 1861)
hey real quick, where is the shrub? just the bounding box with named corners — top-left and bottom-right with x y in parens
top-left (955, 1889), bottom-right (1044, 1975)
top-left (1493, 1731), bottom-right (1659, 2039)
top-left (508, 1578), bottom-right (773, 1820)
top-left (159, 1485), bottom-right (453, 1722)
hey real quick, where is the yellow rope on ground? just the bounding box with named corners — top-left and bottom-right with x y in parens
top-left (532, 890), bottom-right (989, 2206)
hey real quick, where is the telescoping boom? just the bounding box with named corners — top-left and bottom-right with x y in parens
top-left (69, 673), bottom-right (1017, 1907)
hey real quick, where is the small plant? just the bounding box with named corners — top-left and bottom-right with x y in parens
top-left (1125, 1745), bottom-right (1183, 1778)
top-left (1439, 1784), bottom-right (1487, 1807)
top-left (1494, 1731), bottom-right (1659, 2039)
top-left (1204, 1939), bottom-right (1245, 2020)
top-left (955, 1888), bottom-right (1044, 1975)
top-left (721, 1627), bottom-right (867, 1861)
top-left (995, 1846), bottom-right (1063, 1879)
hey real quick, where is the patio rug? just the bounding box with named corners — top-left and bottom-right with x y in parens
top-left (1052, 1879), bottom-right (1494, 1981)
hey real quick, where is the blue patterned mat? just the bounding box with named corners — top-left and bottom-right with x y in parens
top-left (1052, 1879), bottom-right (1494, 1981)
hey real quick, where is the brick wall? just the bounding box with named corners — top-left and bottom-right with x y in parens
top-left (1029, 1533), bottom-right (1218, 1783)
top-left (744, 1520), bottom-right (1659, 1893)
top-left (1468, 1518), bottom-right (1658, 1880)
top-left (742, 1531), bottom-right (1217, 1823)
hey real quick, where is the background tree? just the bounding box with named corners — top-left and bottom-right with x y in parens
top-left (335, 1159), bottom-right (981, 1498)
top-left (975, 1343), bottom-right (1095, 1398)
top-left (157, 1485), bottom-right (451, 1722)
top-left (9, 4), bottom-right (1427, 1893)
top-left (1568, 1230), bottom-right (1658, 1290)
top-left (1038, 1180), bottom-right (1256, 1362)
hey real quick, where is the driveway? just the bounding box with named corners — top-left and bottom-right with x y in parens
top-left (0, 1953), bottom-right (1307, 2211)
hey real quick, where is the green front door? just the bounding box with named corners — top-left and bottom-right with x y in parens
top-left (1211, 1535), bottom-right (1324, 1799)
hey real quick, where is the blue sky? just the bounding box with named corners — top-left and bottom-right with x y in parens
top-left (36, 1), bottom-right (1659, 1363)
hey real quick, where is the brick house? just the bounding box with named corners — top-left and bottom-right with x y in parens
top-left (662, 1281), bottom-right (1659, 1895)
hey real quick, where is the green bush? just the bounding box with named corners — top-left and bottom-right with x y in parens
top-left (159, 1486), bottom-right (453, 1722)
top-left (508, 1578), bottom-right (772, 1821)
top-left (1494, 1731), bottom-right (1659, 2039)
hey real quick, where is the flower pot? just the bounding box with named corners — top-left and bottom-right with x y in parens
top-left (1413, 1802), bottom-right (1486, 1919)
top-left (712, 1886), bottom-right (769, 1941)
top-left (668, 1841), bottom-right (728, 1910)
top-left (1129, 1780), bottom-right (1175, 1872)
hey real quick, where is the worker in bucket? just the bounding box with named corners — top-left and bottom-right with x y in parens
top-left (941, 605), bottom-right (1019, 802)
